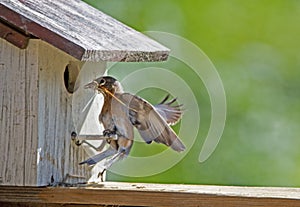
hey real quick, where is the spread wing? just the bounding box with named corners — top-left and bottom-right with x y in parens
top-left (154, 94), bottom-right (183, 125)
top-left (116, 93), bottom-right (185, 152)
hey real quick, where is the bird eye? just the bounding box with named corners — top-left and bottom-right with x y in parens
top-left (99, 78), bottom-right (106, 85)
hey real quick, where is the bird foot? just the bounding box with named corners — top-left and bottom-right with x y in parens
top-left (97, 169), bottom-right (106, 182)
top-left (103, 129), bottom-right (118, 140)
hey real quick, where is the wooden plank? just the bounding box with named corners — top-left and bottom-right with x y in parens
top-left (0, 202), bottom-right (108, 207)
top-left (0, 20), bottom-right (29, 49)
top-left (0, 38), bottom-right (39, 185)
top-left (36, 41), bottom-right (86, 186)
top-left (0, 183), bottom-right (300, 207)
top-left (0, 0), bottom-right (169, 62)
top-left (0, 4), bottom-right (85, 61)
top-left (36, 41), bottom-right (107, 186)
top-left (23, 40), bottom-right (39, 185)
top-left (0, 203), bottom-right (48, 207)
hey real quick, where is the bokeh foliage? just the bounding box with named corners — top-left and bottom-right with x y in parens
top-left (83, 0), bottom-right (300, 186)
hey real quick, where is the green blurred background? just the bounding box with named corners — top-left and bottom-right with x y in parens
top-left (83, 0), bottom-right (300, 187)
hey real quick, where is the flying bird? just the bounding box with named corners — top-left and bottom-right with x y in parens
top-left (79, 76), bottom-right (185, 171)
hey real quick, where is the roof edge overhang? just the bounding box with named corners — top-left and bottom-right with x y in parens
top-left (0, 1), bottom-right (170, 62)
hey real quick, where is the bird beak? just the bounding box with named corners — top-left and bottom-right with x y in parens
top-left (84, 80), bottom-right (98, 90)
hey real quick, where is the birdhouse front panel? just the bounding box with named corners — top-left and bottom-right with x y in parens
top-left (37, 41), bottom-right (109, 186)
top-left (37, 40), bottom-right (82, 186)
top-left (0, 38), bottom-right (108, 186)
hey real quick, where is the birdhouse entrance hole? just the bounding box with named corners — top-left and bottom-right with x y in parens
top-left (64, 61), bottom-right (81, 93)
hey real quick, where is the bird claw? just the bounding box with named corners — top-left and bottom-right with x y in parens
top-left (103, 129), bottom-right (118, 140)
top-left (97, 169), bottom-right (106, 182)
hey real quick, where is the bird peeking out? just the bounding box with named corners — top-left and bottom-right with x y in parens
top-left (79, 76), bottom-right (185, 172)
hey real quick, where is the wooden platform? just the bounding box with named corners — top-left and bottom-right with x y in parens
top-left (1, 182), bottom-right (300, 207)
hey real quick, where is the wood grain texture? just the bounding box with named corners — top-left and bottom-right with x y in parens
top-left (0, 38), bottom-right (39, 185)
top-left (36, 40), bottom-right (78, 186)
top-left (0, 203), bottom-right (108, 207)
top-left (0, 20), bottom-right (30, 49)
top-left (0, 0), bottom-right (169, 62)
top-left (0, 38), bottom-right (107, 186)
top-left (36, 41), bottom-right (106, 186)
top-left (0, 183), bottom-right (300, 207)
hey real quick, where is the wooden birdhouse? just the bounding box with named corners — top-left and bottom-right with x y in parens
top-left (0, 0), bottom-right (169, 186)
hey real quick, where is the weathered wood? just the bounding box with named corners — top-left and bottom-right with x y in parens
top-left (0, 183), bottom-right (300, 207)
top-left (0, 0), bottom-right (169, 62)
top-left (23, 39), bottom-right (39, 186)
top-left (0, 0), bottom-right (171, 187)
top-left (0, 38), bottom-right (107, 186)
top-left (0, 38), bottom-right (39, 185)
top-left (36, 41), bottom-right (106, 186)
top-left (0, 203), bottom-right (108, 207)
top-left (0, 20), bottom-right (30, 49)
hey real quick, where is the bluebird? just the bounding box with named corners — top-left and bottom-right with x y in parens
top-left (80, 76), bottom-right (185, 171)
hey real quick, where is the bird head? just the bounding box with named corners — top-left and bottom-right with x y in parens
top-left (85, 76), bottom-right (123, 96)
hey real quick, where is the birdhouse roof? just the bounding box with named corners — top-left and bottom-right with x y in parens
top-left (0, 0), bottom-right (169, 62)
